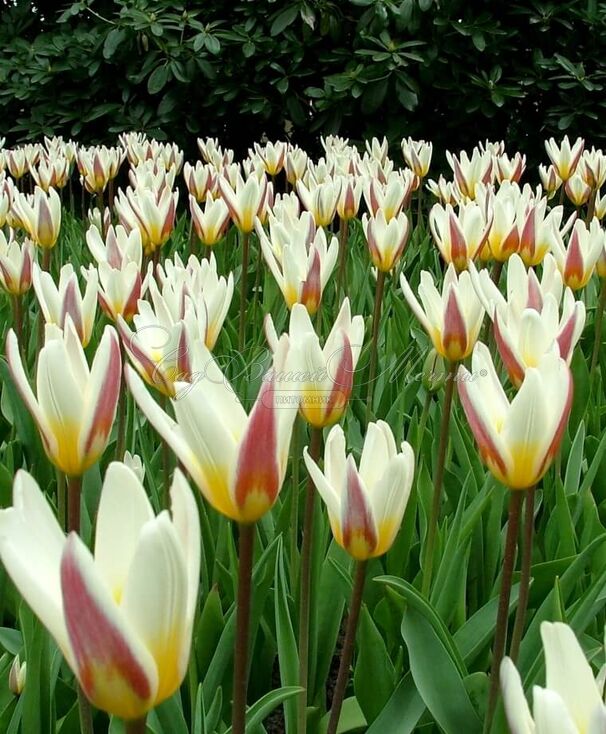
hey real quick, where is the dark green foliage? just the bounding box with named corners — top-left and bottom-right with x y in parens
top-left (0, 1), bottom-right (605, 167)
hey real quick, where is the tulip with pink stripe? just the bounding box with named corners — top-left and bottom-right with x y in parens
top-left (0, 463), bottom-right (200, 721)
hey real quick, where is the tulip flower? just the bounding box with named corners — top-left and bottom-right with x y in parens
top-left (304, 421), bottom-right (414, 560)
top-left (538, 164), bottom-right (562, 199)
top-left (429, 201), bottom-right (492, 270)
top-left (401, 138), bottom-right (433, 178)
top-left (501, 622), bottom-right (606, 734)
top-left (426, 176), bottom-right (462, 206)
top-left (218, 172), bottom-right (268, 234)
top-left (6, 149), bottom-right (28, 180)
top-left (0, 463), bottom-right (200, 721)
top-left (265, 299), bottom-right (364, 429)
top-left (77, 146), bottom-right (124, 194)
top-left (401, 265), bottom-right (485, 362)
top-left (550, 218), bottom-right (605, 290)
top-left (0, 232), bottom-right (34, 296)
top-left (197, 137), bottom-right (234, 168)
top-left (445, 148), bottom-right (493, 199)
top-left (564, 173), bottom-right (591, 207)
top-left (517, 199), bottom-right (574, 268)
top-left (33, 263), bottom-right (97, 347)
top-left (253, 141), bottom-right (287, 176)
top-left (458, 342), bottom-right (572, 489)
top-left (129, 161), bottom-right (176, 194)
top-left (189, 194), bottom-right (231, 246)
top-left (336, 175), bottom-right (363, 221)
top-left (31, 156), bottom-right (71, 192)
top-left (256, 215), bottom-right (338, 315)
top-left (480, 183), bottom-right (520, 262)
top-left (8, 655), bottom-right (26, 696)
top-left (12, 186), bottom-right (62, 250)
top-left (580, 147), bottom-right (606, 190)
top-left (364, 171), bottom-right (416, 220)
top-left (285, 146), bottom-right (309, 185)
top-left (127, 332), bottom-right (299, 523)
top-left (362, 210), bottom-right (410, 272)
top-left (183, 161), bottom-right (217, 202)
top-left (88, 206), bottom-right (112, 238)
top-left (495, 152), bottom-right (526, 183)
top-left (5, 320), bottom-right (121, 476)
top-left (545, 135), bottom-right (584, 181)
top-left (86, 224), bottom-right (143, 271)
top-left (115, 186), bottom-right (179, 257)
top-left (86, 261), bottom-right (143, 323)
top-left (296, 177), bottom-right (341, 228)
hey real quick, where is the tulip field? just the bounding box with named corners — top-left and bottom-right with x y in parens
top-left (1, 133), bottom-right (606, 734)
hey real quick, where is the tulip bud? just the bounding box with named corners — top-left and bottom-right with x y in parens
top-left (9, 656), bottom-right (26, 696)
top-left (422, 349), bottom-right (447, 393)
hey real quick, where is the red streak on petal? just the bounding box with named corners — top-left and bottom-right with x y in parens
top-left (564, 230), bottom-right (585, 287)
top-left (539, 367), bottom-right (573, 474)
top-left (448, 211), bottom-right (468, 269)
top-left (324, 334), bottom-right (353, 424)
top-left (526, 273), bottom-right (543, 311)
top-left (442, 288), bottom-right (467, 358)
top-left (494, 313), bottom-right (525, 388)
top-left (342, 462), bottom-right (377, 556)
top-left (458, 379), bottom-right (507, 475)
top-left (301, 247), bottom-right (322, 314)
top-left (557, 312), bottom-right (577, 362)
top-left (234, 379), bottom-right (280, 511)
top-left (61, 279), bottom-right (84, 341)
top-left (83, 332), bottom-right (121, 454)
top-left (61, 536), bottom-right (152, 703)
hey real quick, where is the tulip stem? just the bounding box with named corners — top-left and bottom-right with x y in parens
top-left (290, 416), bottom-right (301, 590)
top-left (11, 295), bottom-right (23, 347)
top-left (509, 485), bottom-right (536, 663)
top-left (232, 523), bottom-right (255, 734)
top-left (366, 269), bottom-right (386, 423)
top-left (297, 427), bottom-right (323, 734)
top-left (484, 490), bottom-right (523, 734)
top-left (590, 278), bottom-right (606, 383)
top-left (238, 230), bottom-right (250, 351)
top-left (421, 360), bottom-right (458, 597)
top-left (326, 560), bottom-right (367, 734)
top-left (125, 717), bottom-right (147, 734)
top-left (417, 184), bottom-right (423, 230)
top-left (67, 474), bottom-right (96, 734)
top-left (337, 217), bottom-right (349, 302)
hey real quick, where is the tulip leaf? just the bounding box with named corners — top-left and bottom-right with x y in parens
top-left (274, 541), bottom-right (299, 734)
top-left (353, 606), bottom-right (395, 723)
top-left (319, 696), bottom-right (366, 732)
top-left (401, 605), bottom-right (482, 734)
top-left (365, 672), bottom-right (425, 734)
top-left (223, 686), bottom-right (303, 734)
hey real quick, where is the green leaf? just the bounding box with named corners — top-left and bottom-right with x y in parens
top-left (270, 7), bottom-right (299, 36)
top-left (353, 607), bottom-right (395, 723)
top-left (103, 28), bottom-right (126, 60)
top-left (401, 606), bottom-right (482, 734)
top-left (223, 687), bottom-right (302, 734)
top-left (274, 543), bottom-right (299, 734)
top-left (147, 64), bottom-right (170, 94)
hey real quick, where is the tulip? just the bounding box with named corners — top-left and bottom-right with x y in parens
top-left (6, 149), bottom-right (28, 179)
top-left (564, 173), bottom-right (591, 207)
top-left (33, 263), bottom-right (97, 347)
top-left (336, 175), bottom-right (363, 221)
top-left (31, 156), bottom-right (71, 192)
top-left (362, 210), bottom-right (410, 272)
top-left (580, 147), bottom-right (606, 190)
top-left (0, 463), bottom-right (200, 721)
top-left (365, 136), bottom-right (389, 166)
top-left (429, 201), bottom-right (492, 270)
top-left (545, 135), bottom-right (584, 181)
top-left (5, 320), bottom-right (121, 476)
top-left (197, 137), bottom-right (234, 168)
top-left (12, 186), bottom-right (62, 250)
top-left (550, 218), bottom-right (605, 290)
top-left (501, 622), bottom-right (606, 734)
top-left (8, 655), bottom-right (26, 696)
top-left (400, 265), bottom-right (485, 362)
top-left (115, 186), bottom-right (178, 257)
top-left (445, 148), bottom-right (493, 199)
top-left (0, 232), bottom-right (34, 296)
top-left (296, 177), bottom-right (341, 228)
top-left (218, 172), bottom-right (268, 234)
top-left (265, 299), bottom-right (364, 429)
top-left (401, 137), bottom-right (433, 178)
top-left (183, 161), bottom-right (217, 202)
top-left (88, 206), bottom-right (112, 238)
top-left (426, 176), bottom-right (462, 206)
top-left (86, 261), bottom-right (143, 324)
top-left (256, 214), bottom-right (338, 315)
top-left (86, 224), bottom-right (143, 271)
top-left (285, 146), bottom-right (309, 185)
top-left (127, 332), bottom-right (298, 523)
top-left (495, 151), bottom-right (526, 183)
top-left (481, 183), bottom-right (520, 262)
top-left (129, 160), bottom-right (176, 193)
top-left (517, 199), bottom-right (573, 268)
top-left (538, 164), bottom-right (562, 198)
top-left (458, 342), bottom-right (572, 490)
top-left (305, 421), bottom-right (414, 560)
top-left (77, 146), bottom-right (124, 194)
top-left (364, 171), bottom-right (416, 220)
top-left (189, 194), bottom-right (231, 246)
top-left (253, 141), bottom-right (287, 177)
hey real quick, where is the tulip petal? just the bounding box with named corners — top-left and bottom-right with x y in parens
top-left (61, 533), bottom-right (158, 720)
top-left (169, 470), bottom-right (201, 621)
top-left (94, 462), bottom-right (154, 602)
top-left (121, 514), bottom-right (188, 706)
top-left (532, 687), bottom-right (577, 734)
top-left (500, 658), bottom-right (535, 734)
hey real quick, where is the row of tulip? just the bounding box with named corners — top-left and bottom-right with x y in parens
top-left (0, 131), bottom-right (604, 734)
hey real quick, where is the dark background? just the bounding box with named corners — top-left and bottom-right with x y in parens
top-left (1, 0), bottom-right (605, 168)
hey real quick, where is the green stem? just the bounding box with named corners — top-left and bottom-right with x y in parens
top-left (238, 230), bottom-right (250, 351)
top-left (125, 717), bottom-right (147, 734)
top-left (590, 278), bottom-right (606, 382)
top-left (484, 491), bottom-right (524, 734)
top-left (231, 523), bottom-right (256, 734)
top-left (11, 295), bottom-right (23, 347)
top-left (558, 184), bottom-right (565, 207)
top-left (67, 474), bottom-right (95, 734)
top-left (336, 217), bottom-right (349, 302)
top-left (414, 391), bottom-right (432, 467)
top-left (586, 190), bottom-right (597, 223)
top-left (290, 416), bottom-right (301, 591)
top-left (421, 360), bottom-right (458, 597)
top-left (509, 486), bottom-right (536, 663)
top-left (417, 184), bottom-right (424, 230)
top-left (297, 427), bottom-right (323, 734)
top-left (326, 561), bottom-right (367, 734)
top-left (366, 269), bottom-right (386, 423)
